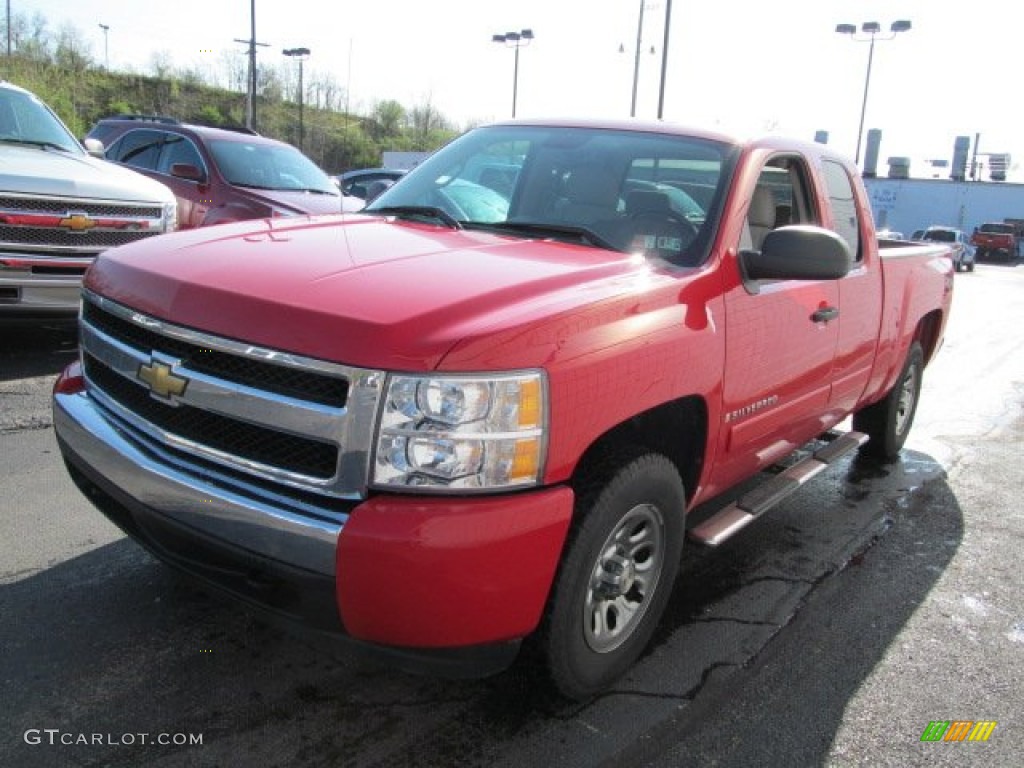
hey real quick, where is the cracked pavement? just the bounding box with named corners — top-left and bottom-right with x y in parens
top-left (2, 265), bottom-right (1023, 767)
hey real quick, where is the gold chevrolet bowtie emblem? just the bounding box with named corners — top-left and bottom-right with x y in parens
top-left (58, 213), bottom-right (96, 232)
top-left (137, 360), bottom-right (188, 400)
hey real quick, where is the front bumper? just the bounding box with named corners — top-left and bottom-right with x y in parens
top-left (54, 379), bottom-right (575, 674)
top-left (0, 263), bottom-right (85, 315)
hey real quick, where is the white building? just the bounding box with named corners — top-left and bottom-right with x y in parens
top-left (863, 177), bottom-right (1024, 236)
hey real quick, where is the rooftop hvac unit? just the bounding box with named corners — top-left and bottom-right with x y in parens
top-left (988, 153), bottom-right (1010, 181)
top-left (887, 156), bottom-right (910, 179)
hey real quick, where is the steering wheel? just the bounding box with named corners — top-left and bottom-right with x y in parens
top-left (429, 187), bottom-right (469, 221)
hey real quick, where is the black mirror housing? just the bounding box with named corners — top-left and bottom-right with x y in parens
top-left (742, 225), bottom-right (852, 281)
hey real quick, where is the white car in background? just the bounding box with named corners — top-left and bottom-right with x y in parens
top-left (920, 225), bottom-right (975, 272)
top-left (0, 81), bottom-right (177, 317)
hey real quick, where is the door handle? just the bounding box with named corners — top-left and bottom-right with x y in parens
top-left (811, 306), bottom-right (839, 323)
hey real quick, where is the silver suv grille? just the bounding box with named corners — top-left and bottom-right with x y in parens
top-left (0, 193), bottom-right (166, 257)
top-left (79, 292), bottom-right (384, 503)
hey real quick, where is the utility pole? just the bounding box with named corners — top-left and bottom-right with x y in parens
top-left (234, 0), bottom-right (269, 131)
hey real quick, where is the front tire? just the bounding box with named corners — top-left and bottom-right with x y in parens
top-left (541, 451), bottom-right (685, 700)
top-left (854, 342), bottom-right (924, 460)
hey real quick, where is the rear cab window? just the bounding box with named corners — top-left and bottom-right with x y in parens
top-left (820, 159), bottom-right (862, 262)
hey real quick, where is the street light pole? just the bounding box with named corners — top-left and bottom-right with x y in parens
top-left (98, 24), bottom-right (110, 70)
top-left (630, 0), bottom-right (645, 117)
top-left (492, 29), bottom-right (534, 118)
top-left (836, 20), bottom-right (912, 166)
top-left (282, 47), bottom-right (310, 149)
top-left (657, 0), bottom-right (673, 119)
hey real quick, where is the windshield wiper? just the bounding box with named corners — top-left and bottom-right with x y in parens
top-left (367, 205), bottom-right (462, 230)
top-left (470, 221), bottom-right (620, 252)
top-left (0, 137), bottom-right (72, 152)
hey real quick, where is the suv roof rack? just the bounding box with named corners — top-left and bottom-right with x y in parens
top-left (111, 114), bottom-right (181, 125)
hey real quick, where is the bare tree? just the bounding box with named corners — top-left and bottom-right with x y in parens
top-left (54, 23), bottom-right (92, 72)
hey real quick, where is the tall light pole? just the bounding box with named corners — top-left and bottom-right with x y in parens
top-left (491, 29), bottom-right (533, 118)
top-left (98, 24), bottom-right (109, 70)
top-left (656, 0), bottom-right (673, 119)
top-left (630, 1), bottom-right (646, 117)
top-left (283, 47), bottom-right (310, 150)
top-left (836, 20), bottom-right (912, 166)
top-left (620, 2), bottom-right (657, 118)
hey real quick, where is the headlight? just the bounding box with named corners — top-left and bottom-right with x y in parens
top-left (373, 371), bottom-right (546, 491)
top-left (163, 201), bottom-right (178, 232)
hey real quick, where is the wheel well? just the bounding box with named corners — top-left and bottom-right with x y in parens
top-left (570, 396), bottom-right (707, 504)
top-left (914, 309), bottom-right (943, 365)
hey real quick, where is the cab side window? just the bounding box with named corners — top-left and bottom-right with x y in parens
top-left (821, 160), bottom-right (861, 261)
top-left (107, 129), bottom-right (163, 171)
top-left (157, 134), bottom-right (205, 177)
top-left (742, 156), bottom-right (817, 252)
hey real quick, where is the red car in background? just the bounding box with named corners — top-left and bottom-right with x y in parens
top-left (87, 116), bottom-right (362, 230)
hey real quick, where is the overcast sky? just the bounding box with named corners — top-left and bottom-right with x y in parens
top-left (13, 0), bottom-right (1024, 178)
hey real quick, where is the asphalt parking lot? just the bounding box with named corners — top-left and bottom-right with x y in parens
top-left (1, 263), bottom-right (1022, 767)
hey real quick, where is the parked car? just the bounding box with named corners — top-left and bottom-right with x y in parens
top-left (337, 168), bottom-right (406, 200)
top-left (970, 221), bottom-right (1018, 261)
top-left (920, 226), bottom-right (975, 272)
top-left (55, 120), bottom-right (955, 700)
top-left (87, 116), bottom-right (361, 230)
top-left (0, 83), bottom-right (177, 317)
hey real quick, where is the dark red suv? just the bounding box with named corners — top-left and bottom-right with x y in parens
top-left (86, 116), bottom-right (362, 229)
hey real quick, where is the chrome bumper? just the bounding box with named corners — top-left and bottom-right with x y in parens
top-left (0, 271), bottom-right (82, 314)
top-left (54, 390), bottom-right (344, 577)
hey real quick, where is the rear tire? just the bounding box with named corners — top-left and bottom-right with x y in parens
top-left (541, 450), bottom-right (685, 700)
top-left (854, 342), bottom-right (924, 460)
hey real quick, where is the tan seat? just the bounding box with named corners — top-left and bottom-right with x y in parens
top-left (747, 185), bottom-right (777, 251)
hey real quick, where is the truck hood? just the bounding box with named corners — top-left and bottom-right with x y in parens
top-left (0, 144), bottom-right (175, 203)
top-left (85, 215), bottom-right (656, 370)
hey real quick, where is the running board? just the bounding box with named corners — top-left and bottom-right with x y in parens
top-left (688, 430), bottom-right (869, 547)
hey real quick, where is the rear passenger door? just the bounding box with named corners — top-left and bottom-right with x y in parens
top-left (821, 158), bottom-right (883, 413)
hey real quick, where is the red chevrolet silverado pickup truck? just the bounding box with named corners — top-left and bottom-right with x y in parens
top-left (53, 119), bottom-right (954, 699)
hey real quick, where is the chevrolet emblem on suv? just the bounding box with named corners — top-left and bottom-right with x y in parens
top-left (58, 212), bottom-right (96, 232)
top-left (137, 360), bottom-right (188, 400)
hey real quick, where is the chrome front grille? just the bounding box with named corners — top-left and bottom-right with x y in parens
top-left (0, 193), bottom-right (166, 257)
top-left (79, 291), bottom-right (384, 501)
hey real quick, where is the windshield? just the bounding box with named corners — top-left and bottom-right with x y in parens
top-left (208, 139), bottom-right (338, 194)
top-left (366, 124), bottom-right (735, 265)
top-left (923, 229), bottom-right (955, 243)
top-left (0, 86), bottom-right (83, 153)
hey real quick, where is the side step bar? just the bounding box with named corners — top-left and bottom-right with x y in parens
top-left (688, 431), bottom-right (869, 547)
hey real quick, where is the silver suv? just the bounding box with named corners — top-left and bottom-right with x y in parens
top-left (920, 226), bottom-right (976, 273)
top-left (0, 81), bottom-right (177, 317)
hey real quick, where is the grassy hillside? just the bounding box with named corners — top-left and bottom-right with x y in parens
top-left (2, 53), bottom-right (457, 172)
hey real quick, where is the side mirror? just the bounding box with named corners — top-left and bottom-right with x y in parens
top-left (741, 225), bottom-right (852, 281)
top-left (170, 163), bottom-right (206, 183)
top-left (82, 137), bottom-right (105, 157)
